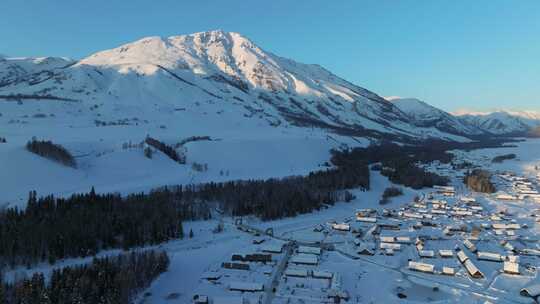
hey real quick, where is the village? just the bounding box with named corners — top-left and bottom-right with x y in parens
top-left (184, 153), bottom-right (540, 304)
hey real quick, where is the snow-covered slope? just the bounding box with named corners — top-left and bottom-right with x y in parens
top-left (0, 56), bottom-right (74, 88)
top-left (455, 110), bottom-right (540, 135)
top-left (389, 97), bottom-right (540, 137)
top-left (0, 30), bottom-right (471, 142)
top-left (387, 97), bottom-right (484, 137)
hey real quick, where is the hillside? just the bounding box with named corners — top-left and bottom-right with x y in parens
top-left (387, 97), bottom-right (484, 137)
top-left (390, 97), bottom-right (540, 137)
top-left (456, 110), bottom-right (540, 135)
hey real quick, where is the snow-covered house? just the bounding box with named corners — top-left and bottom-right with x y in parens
top-left (262, 244), bottom-right (283, 253)
top-left (285, 268), bottom-right (309, 278)
top-left (408, 261), bottom-right (434, 274)
top-left (463, 239), bottom-right (477, 253)
top-left (418, 250), bottom-right (435, 258)
top-left (439, 250), bottom-right (454, 258)
top-left (380, 242), bottom-right (401, 251)
top-left (228, 282), bottom-right (264, 292)
top-left (477, 252), bottom-right (503, 262)
top-left (356, 216), bottom-right (377, 223)
top-left (298, 246), bottom-right (321, 255)
top-left (290, 254), bottom-right (318, 265)
top-left (442, 267), bottom-right (455, 276)
top-left (332, 223), bottom-right (350, 231)
top-left (503, 261), bottom-right (520, 275)
top-left (463, 260), bottom-right (484, 278)
top-left (457, 250), bottom-right (469, 263)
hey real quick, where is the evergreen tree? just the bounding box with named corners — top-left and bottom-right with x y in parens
top-left (2, 251), bottom-right (169, 304)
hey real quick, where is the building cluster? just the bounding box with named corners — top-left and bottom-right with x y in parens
top-left (340, 184), bottom-right (539, 287)
top-left (193, 241), bottom-right (286, 304)
top-left (495, 172), bottom-right (540, 202)
top-left (280, 245), bottom-right (349, 302)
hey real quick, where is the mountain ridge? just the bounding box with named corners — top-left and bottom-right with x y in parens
top-left (387, 97), bottom-right (485, 137)
top-left (455, 110), bottom-right (540, 136)
top-left (0, 30), bottom-right (473, 142)
top-left (389, 97), bottom-right (540, 137)
top-left (1, 31), bottom-right (538, 140)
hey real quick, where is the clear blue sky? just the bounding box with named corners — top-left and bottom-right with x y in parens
top-left (1, 0), bottom-right (539, 111)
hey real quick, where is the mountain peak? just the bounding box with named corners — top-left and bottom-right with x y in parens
top-left (384, 96), bottom-right (403, 101)
top-left (78, 30), bottom-right (292, 92)
top-left (78, 30), bottom-right (260, 74)
top-left (185, 29), bottom-right (244, 39)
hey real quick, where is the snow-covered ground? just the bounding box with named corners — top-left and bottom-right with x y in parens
top-left (0, 102), bottom-right (368, 207)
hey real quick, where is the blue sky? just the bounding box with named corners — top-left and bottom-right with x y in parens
top-left (1, 0), bottom-right (539, 111)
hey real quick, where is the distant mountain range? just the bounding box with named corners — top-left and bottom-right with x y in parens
top-left (386, 97), bottom-right (485, 137)
top-left (454, 109), bottom-right (540, 136)
top-left (388, 97), bottom-right (540, 138)
top-left (0, 30), bottom-right (538, 142)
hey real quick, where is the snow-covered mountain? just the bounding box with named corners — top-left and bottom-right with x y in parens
top-left (0, 56), bottom-right (74, 88)
top-left (388, 97), bottom-right (540, 137)
top-left (455, 110), bottom-right (540, 136)
top-left (0, 30), bottom-right (471, 142)
top-left (386, 97), bottom-right (484, 137)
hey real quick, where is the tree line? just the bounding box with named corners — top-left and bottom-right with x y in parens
top-left (175, 165), bottom-right (367, 220)
top-left (331, 139), bottom-right (515, 168)
top-left (145, 136), bottom-right (185, 164)
top-left (26, 138), bottom-right (76, 168)
top-left (0, 161), bottom-right (368, 268)
top-left (380, 158), bottom-right (449, 189)
top-left (0, 250), bottom-right (169, 304)
top-left (331, 141), bottom-right (451, 189)
top-left (330, 139), bottom-right (514, 189)
top-left (491, 153), bottom-right (516, 163)
top-left (0, 189), bottom-right (191, 267)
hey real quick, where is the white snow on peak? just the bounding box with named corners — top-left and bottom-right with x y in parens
top-left (388, 98), bottom-right (434, 116)
top-left (387, 97), bottom-right (483, 136)
top-left (455, 110), bottom-right (540, 135)
top-left (77, 30), bottom-right (363, 97)
top-left (384, 96), bottom-right (403, 101)
top-left (454, 109), bottom-right (540, 119)
top-left (0, 56), bottom-right (74, 86)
